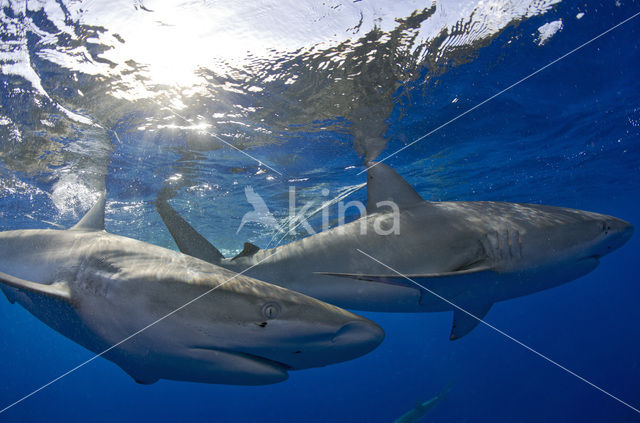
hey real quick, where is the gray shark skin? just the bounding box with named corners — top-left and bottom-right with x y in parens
top-left (0, 195), bottom-right (384, 385)
top-left (157, 162), bottom-right (634, 340)
top-left (393, 383), bottom-right (451, 423)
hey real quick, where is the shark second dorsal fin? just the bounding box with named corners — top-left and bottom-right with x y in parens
top-left (71, 192), bottom-right (106, 231)
top-left (232, 242), bottom-right (260, 261)
top-left (366, 162), bottom-right (424, 214)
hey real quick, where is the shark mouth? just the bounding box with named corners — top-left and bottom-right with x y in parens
top-left (581, 256), bottom-right (601, 264)
top-left (188, 345), bottom-right (294, 371)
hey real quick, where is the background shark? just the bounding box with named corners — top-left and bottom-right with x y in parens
top-left (157, 162), bottom-right (633, 340)
top-left (393, 382), bottom-right (452, 423)
top-left (0, 195), bottom-right (384, 385)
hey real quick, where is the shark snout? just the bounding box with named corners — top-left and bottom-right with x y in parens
top-left (331, 319), bottom-right (385, 355)
top-left (259, 317), bottom-right (384, 371)
top-left (618, 219), bottom-right (634, 240)
top-left (604, 218), bottom-right (634, 253)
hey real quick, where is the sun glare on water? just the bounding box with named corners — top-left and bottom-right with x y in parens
top-left (84, 2), bottom-right (282, 96)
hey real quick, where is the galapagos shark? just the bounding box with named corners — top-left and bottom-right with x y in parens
top-left (393, 383), bottom-right (451, 423)
top-left (0, 194), bottom-right (384, 385)
top-left (156, 162), bottom-right (634, 340)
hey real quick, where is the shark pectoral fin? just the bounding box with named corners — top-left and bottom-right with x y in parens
top-left (232, 242), bottom-right (260, 260)
top-left (450, 301), bottom-right (493, 341)
top-left (70, 191), bottom-right (106, 231)
top-left (315, 266), bottom-right (493, 289)
top-left (366, 161), bottom-right (425, 213)
top-left (155, 196), bottom-right (224, 264)
top-left (1, 287), bottom-right (16, 304)
top-left (315, 272), bottom-right (418, 288)
top-left (0, 271), bottom-right (71, 302)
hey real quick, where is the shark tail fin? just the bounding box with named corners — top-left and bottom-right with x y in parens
top-left (155, 196), bottom-right (225, 264)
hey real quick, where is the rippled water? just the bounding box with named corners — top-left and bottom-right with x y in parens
top-left (1, 0), bottom-right (569, 214)
top-left (1, 0), bottom-right (639, 421)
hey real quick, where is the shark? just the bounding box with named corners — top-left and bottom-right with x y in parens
top-left (0, 194), bottom-right (384, 385)
top-left (393, 383), bottom-right (451, 423)
top-left (156, 162), bottom-right (634, 340)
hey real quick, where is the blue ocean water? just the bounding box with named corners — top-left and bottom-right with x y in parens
top-left (0, 0), bottom-right (639, 421)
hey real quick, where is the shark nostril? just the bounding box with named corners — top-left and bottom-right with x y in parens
top-left (332, 320), bottom-right (385, 346)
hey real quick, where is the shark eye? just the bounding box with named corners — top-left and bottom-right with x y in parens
top-left (262, 302), bottom-right (280, 320)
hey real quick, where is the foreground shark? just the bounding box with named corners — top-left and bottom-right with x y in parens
top-left (0, 195), bottom-right (384, 385)
top-left (157, 162), bottom-right (633, 340)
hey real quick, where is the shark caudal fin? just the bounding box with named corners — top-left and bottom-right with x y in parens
top-left (155, 196), bottom-right (225, 264)
top-left (70, 191), bottom-right (106, 231)
top-left (365, 161), bottom-right (425, 214)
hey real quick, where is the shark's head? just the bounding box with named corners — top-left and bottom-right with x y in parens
top-left (583, 216), bottom-right (634, 259)
top-left (171, 273), bottom-right (385, 384)
top-left (236, 287), bottom-right (386, 370)
top-left (521, 206), bottom-right (634, 270)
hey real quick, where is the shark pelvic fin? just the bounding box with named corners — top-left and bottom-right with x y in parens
top-left (71, 191), bottom-right (106, 231)
top-left (450, 301), bottom-right (493, 340)
top-left (366, 161), bottom-right (424, 213)
top-left (155, 196), bottom-right (224, 264)
top-left (0, 271), bottom-right (71, 302)
top-left (232, 242), bottom-right (260, 260)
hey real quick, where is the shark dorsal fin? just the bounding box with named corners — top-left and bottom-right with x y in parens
top-left (232, 242), bottom-right (260, 261)
top-left (366, 162), bottom-right (424, 213)
top-left (71, 192), bottom-right (106, 231)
